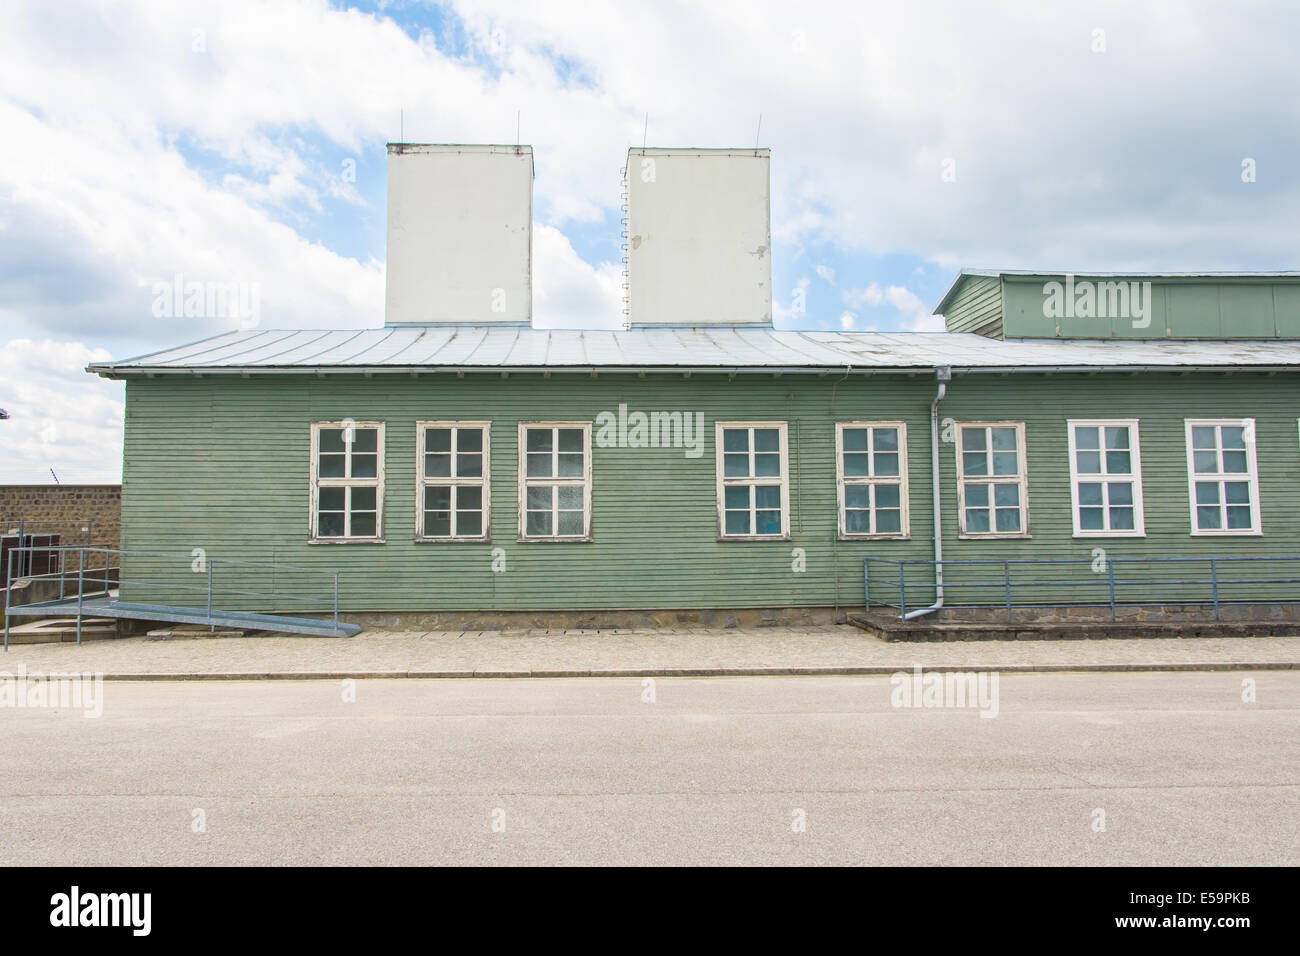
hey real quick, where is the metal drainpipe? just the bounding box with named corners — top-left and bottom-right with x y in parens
top-left (902, 367), bottom-right (950, 621)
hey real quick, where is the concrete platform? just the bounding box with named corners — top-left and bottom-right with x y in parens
top-left (850, 609), bottom-right (1300, 641)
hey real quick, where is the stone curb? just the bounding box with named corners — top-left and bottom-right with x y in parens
top-left (77, 661), bottom-right (1300, 681)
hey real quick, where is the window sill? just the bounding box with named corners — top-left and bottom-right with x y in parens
top-left (415, 536), bottom-right (492, 544)
top-left (1189, 530), bottom-right (1264, 537)
top-left (308, 538), bottom-right (386, 545)
top-left (1071, 531), bottom-right (1146, 539)
top-left (839, 534), bottom-right (911, 542)
top-left (957, 533), bottom-right (1032, 540)
top-left (718, 535), bottom-right (792, 542)
top-left (517, 535), bottom-right (593, 543)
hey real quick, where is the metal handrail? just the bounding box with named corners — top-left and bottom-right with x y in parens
top-left (5, 545), bottom-right (342, 649)
top-left (864, 554), bottom-right (1300, 622)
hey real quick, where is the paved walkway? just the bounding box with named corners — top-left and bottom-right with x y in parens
top-left (3, 626), bottom-right (1300, 677)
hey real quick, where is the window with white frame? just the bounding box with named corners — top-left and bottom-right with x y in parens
top-left (519, 423), bottom-right (592, 540)
top-left (1185, 419), bottom-right (1261, 534)
top-left (837, 422), bottom-right (909, 538)
top-left (956, 422), bottom-right (1028, 536)
top-left (1067, 420), bottom-right (1144, 536)
top-left (310, 421), bottom-right (384, 541)
top-left (716, 422), bottom-right (789, 539)
top-left (417, 422), bottom-right (489, 540)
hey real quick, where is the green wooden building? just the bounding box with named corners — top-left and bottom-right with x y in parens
top-left (86, 147), bottom-right (1300, 623)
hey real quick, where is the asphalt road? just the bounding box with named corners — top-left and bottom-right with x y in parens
top-left (1, 673), bottom-right (1296, 865)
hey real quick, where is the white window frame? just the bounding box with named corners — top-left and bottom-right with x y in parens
top-left (955, 421), bottom-right (1030, 538)
top-left (518, 422), bottom-right (593, 542)
top-left (309, 420), bottom-right (385, 543)
top-left (715, 421), bottom-right (791, 540)
top-left (415, 421), bottom-right (491, 542)
top-left (1184, 418), bottom-right (1262, 536)
top-left (836, 421), bottom-right (910, 540)
top-left (1066, 419), bottom-right (1146, 538)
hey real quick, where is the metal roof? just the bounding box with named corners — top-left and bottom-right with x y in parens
top-left (87, 327), bottom-right (1300, 377)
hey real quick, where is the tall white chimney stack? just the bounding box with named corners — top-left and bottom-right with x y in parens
top-left (625, 147), bottom-right (772, 327)
top-left (385, 144), bottom-right (533, 326)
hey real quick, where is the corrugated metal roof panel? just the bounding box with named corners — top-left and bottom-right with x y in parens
top-left (88, 327), bottom-right (1300, 375)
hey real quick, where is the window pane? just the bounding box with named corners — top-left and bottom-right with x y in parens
top-left (1196, 506), bottom-right (1221, 530)
top-left (1079, 506), bottom-right (1104, 530)
top-left (457, 486), bottom-right (483, 510)
top-left (1226, 505), bottom-right (1252, 530)
top-left (319, 487), bottom-right (345, 511)
top-left (424, 510), bottom-right (451, 536)
top-left (755, 510), bottom-right (782, 534)
top-left (1078, 482), bottom-right (1103, 506)
top-left (1105, 450), bottom-right (1131, 474)
top-left (1193, 450), bottom-right (1219, 474)
top-left (456, 428), bottom-right (482, 453)
top-left (875, 484), bottom-right (900, 509)
top-left (558, 429), bottom-right (584, 452)
top-left (965, 483), bottom-right (989, 508)
top-left (1073, 427), bottom-right (1099, 450)
top-left (526, 452), bottom-right (552, 478)
top-left (319, 429), bottom-right (345, 453)
top-left (1107, 483), bottom-right (1133, 507)
top-left (425, 428), bottom-right (451, 452)
top-left (994, 508), bottom-right (1021, 533)
top-left (875, 509), bottom-right (901, 534)
top-left (526, 486), bottom-right (552, 510)
top-left (754, 453), bottom-right (781, 477)
top-left (351, 429), bottom-right (377, 453)
top-left (754, 485), bottom-right (781, 509)
top-left (318, 512), bottom-right (344, 537)
top-left (724, 453), bottom-right (751, 477)
top-left (526, 429), bottom-right (553, 452)
top-left (526, 511), bottom-right (552, 536)
top-left (845, 510), bottom-right (872, 534)
top-left (351, 513), bottom-right (376, 537)
top-left (754, 429), bottom-right (779, 452)
top-left (1195, 482), bottom-right (1220, 505)
top-left (1220, 426), bottom-right (1245, 449)
top-left (993, 484), bottom-right (1019, 507)
top-left (319, 454), bottom-right (346, 478)
top-left (991, 452), bottom-right (1018, 476)
top-left (456, 454), bottom-right (483, 478)
top-left (1109, 507), bottom-right (1135, 531)
top-left (962, 427), bottom-right (986, 451)
top-left (1075, 451), bottom-right (1101, 474)
top-left (456, 511), bottom-right (482, 536)
top-left (351, 487), bottom-right (376, 511)
top-left (557, 486), bottom-right (583, 509)
top-left (557, 511), bottom-right (585, 536)
top-left (724, 486), bottom-right (750, 510)
top-left (1191, 426), bottom-right (1216, 449)
top-left (991, 427), bottom-right (1018, 451)
top-left (874, 452), bottom-right (899, 477)
top-left (963, 452), bottom-right (988, 476)
top-left (1221, 450), bottom-right (1248, 474)
top-left (722, 429), bottom-right (749, 452)
top-left (557, 452), bottom-right (584, 477)
top-left (725, 511), bottom-right (751, 535)
top-left (842, 452), bottom-right (870, 477)
top-left (424, 485), bottom-right (451, 511)
top-left (842, 428), bottom-right (869, 452)
top-left (351, 454), bottom-right (378, 479)
top-left (965, 509), bottom-right (990, 533)
top-left (1224, 481), bottom-right (1250, 504)
top-left (425, 453), bottom-right (452, 478)
top-left (873, 428), bottom-right (898, 452)
top-left (1104, 426), bottom-right (1129, 450)
top-left (844, 485), bottom-right (870, 510)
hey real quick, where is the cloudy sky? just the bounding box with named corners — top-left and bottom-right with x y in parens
top-left (2, 0), bottom-right (1298, 483)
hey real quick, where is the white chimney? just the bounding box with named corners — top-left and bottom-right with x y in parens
top-left (385, 144), bottom-right (533, 326)
top-left (625, 147), bottom-right (772, 327)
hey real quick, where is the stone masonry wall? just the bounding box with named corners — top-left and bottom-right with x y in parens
top-left (0, 484), bottom-right (122, 555)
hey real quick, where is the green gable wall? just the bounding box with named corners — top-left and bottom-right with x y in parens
top-left (117, 370), bottom-right (1300, 613)
top-left (939, 275), bottom-right (1003, 337)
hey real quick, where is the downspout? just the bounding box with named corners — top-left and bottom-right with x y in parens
top-left (902, 366), bottom-right (951, 620)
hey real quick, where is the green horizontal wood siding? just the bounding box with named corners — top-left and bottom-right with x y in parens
top-left (118, 370), bottom-right (1300, 612)
top-left (940, 275), bottom-right (1003, 337)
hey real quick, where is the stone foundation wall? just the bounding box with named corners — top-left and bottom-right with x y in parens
top-left (0, 484), bottom-right (121, 559)
top-left (339, 606), bottom-right (851, 631)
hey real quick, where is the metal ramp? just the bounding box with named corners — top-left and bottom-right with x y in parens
top-left (5, 546), bottom-right (360, 648)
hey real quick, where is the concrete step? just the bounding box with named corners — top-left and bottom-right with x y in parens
top-left (4, 617), bottom-right (121, 644)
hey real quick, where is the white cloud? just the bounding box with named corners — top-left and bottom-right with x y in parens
top-left (531, 224), bottom-right (623, 328)
top-left (814, 264), bottom-right (836, 283)
top-left (844, 283), bottom-right (944, 331)
top-left (0, 339), bottom-right (124, 483)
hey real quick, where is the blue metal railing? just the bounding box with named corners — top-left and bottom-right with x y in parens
top-left (4, 545), bottom-right (341, 649)
top-left (864, 555), bottom-right (1300, 622)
